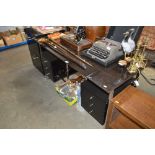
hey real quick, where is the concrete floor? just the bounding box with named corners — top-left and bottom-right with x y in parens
top-left (138, 67), bottom-right (155, 97)
top-left (0, 45), bottom-right (103, 128)
top-left (138, 51), bottom-right (155, 97)
top-left (0, 45), bottom-right (155, 128)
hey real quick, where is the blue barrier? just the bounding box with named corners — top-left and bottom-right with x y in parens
top-left (0, 41), bottom-right (27, 52)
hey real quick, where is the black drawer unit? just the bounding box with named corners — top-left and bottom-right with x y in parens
top-left (40, 46), bottom-right (76, 82)
top-left (27, 39), bottom-right (44, 75)
top-left (81, 78), bottom-right (133, 125)
top-left (81, 80), bottom-right (109, 125)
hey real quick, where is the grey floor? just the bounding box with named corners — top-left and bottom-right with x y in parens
top-left (138, 51), bottom-right (155, 97)
top-left (0, 45), bottom-right (155, 129)
top-left (0, 45), bottom-right (103, 128)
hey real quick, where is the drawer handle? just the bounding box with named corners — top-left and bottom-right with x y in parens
top-left (32, 57), bottom-right (39, 60)
top-left (89, 96), bottom-right (94, 100)
top-left (89, 103), bottom-right (94, 107)
top-left (44, 75), bottom-right (49, 79)
top-left (44, 60), bottom-right (48, 63)
top-left (89, 110), bottom-right (93, 114)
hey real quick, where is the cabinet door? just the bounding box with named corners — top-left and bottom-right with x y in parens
top-left (93, 95), bottom-right (108, 125)
top-left (27, 39), bottom-right (44, 74)
top-left (81, 80), bottom-right (109, 125)
top-left (41, 56), bottom-right (53, 79)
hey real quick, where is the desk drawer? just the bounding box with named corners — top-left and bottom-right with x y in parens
top-left (28, 39), bottom-right (44, 74)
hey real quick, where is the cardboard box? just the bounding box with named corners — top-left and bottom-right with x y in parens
top-left (0, 38), bottom-right (5, 47)
top-left (0, 31), bottom-right (10, 37)
top-left (3, 33), bottom-right (23, 46)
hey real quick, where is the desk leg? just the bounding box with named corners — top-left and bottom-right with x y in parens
top-left (65, 60), bottom-right (69, 80)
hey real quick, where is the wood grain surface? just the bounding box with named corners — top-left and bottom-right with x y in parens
top-left (112, 86), bottom-right (155, 128)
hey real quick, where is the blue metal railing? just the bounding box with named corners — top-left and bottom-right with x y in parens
top-left (0, 41), bottom-right (27, 52)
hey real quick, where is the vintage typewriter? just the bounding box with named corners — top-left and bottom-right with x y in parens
top-left (83, 38), bottom-right (123, 66)
top-left (60, 27), bottom-right (92, 55)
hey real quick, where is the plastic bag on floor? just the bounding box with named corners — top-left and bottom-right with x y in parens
top-left (55, 75), bottom-right (85, 107)
top-left (55, 81), bottom-right (78, 106)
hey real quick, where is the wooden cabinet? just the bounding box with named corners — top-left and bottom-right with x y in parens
top-left (106, 86), bottom-right (155, 129)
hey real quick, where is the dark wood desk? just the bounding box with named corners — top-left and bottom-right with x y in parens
top-left (39, 39), bottom-right (133, 125)
top-left (40, 39), bottom-right (132, 94)
top-left (26, 28), bottom-right (134, 125)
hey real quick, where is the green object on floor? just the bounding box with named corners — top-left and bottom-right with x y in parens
top-left (55, 84), bottom-right (78, 106)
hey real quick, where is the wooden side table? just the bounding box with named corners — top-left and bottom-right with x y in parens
top-left (106, 86), bottom-right (155, 129)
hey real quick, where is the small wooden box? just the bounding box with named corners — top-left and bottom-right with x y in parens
top-left (60, 35), bottom-right (92, 55)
